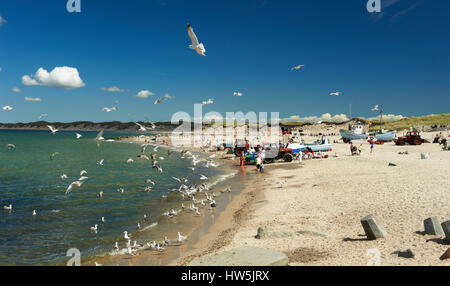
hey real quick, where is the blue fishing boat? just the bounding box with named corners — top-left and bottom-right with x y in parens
top-left (305, 136), bottom-right (333, 152)
top-left (374, 130), bottom-right (397, 142)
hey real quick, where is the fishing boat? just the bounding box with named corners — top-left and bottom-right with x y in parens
top-left (340, 123), bottom-right (369, 142)
top-left (374, 130), bottom-right (397, 142)
top-left (305, 136), bottom-right (333, 152)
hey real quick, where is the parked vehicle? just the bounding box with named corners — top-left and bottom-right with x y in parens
top-left (395, 131), bottom-right (424, 145)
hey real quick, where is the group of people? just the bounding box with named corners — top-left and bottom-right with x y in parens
top-left (349, 141), bottom-right (374, 155)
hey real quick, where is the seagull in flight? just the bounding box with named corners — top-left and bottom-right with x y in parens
top-left (200, 174), bottom-right (208, 180)
top-left (371, 105), bottom-right (379, 111)
top-left (95, 129), bottom-right (105, 147)
top-left (75, 133), bottom-right (82, 139)
top-left (65, 181), bottom-right (83, 194)
top-left (47, 125), bottom-right (58, 134)
top-left (291, 65), bottom-right (304, 71)
top-left (2, 105), bottom-right (13, 111)
top-left (154, 94), bottom-right (173, 105)
top-left (136, 122), bottom-right (147, 132)
top-left (330, 92), bottom-right (341, 96)
top-left (50, 152), bottom-right (60, 160)
top-left (39, 113), bottom-right (48, 119)
top-left (233, 92), bottom-right (243, 97)
top-left (202, 98), bottom-right (214, 106)
top-left (101, 107), bottom-right (118, 113)
top-left (187, 23), bottom-right (206, 56)
top-left (6, 144), bottom-right (16, 149)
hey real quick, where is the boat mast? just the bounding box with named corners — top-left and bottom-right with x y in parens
top-left (379, 104), bottom-right (383, 132)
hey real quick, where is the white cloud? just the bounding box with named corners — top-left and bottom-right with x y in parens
top-left (135, 90), bottom-right (155, 98)
top-left (22, 66), bottom-right (85, 89)
top-left (101, 86), bottom-right (128, 92)
top-left (367, 114), bottom-right (404, 121)
top-left (12, 87), bottom-right (22, 93)
top-left (24, 97), bottom-right (42, 102)
top-left (0, 16), bottom-right (7, 26)
top-left (280, 113), bottom-right (349, 123)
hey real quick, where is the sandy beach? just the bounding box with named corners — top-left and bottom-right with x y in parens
top-left (172, 131), bottom-right (450, 266)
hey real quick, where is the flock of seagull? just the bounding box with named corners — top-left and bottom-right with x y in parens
top-left (3, 122), bottom-right (234, 265)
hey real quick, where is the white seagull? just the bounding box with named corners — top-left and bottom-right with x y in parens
top-left (32, 210), bottom-right (37, 216)
top-left (330, 92), bottom-right (341, 96)
top-left (2, 105), bottom-right (13, 111)
top-left (200, 174), bottom-right (208, 180)
top-left (60, 174), bottom-right (68, 180)
top-left (136, 122), bottom-right (147, 132)
top-left (154, 94), bottom-right (173, 105)
top-left (75, 133), bottom-right (82, 139)
top-left (65, 181), bottom-right (83, 194)
top-left (291, 65), bottom-right (305, 71)
top-left (47, 125), bottom-right (58, 134)
top-left (80, 170), bottom-right (88, 176)
top-left (233, 92), bottom-right (243, 97)
top-left (202, 98), bottom-right (214, 106)
top-left (101, 106), bottom-right (118, 113)
top-left (177, 232), bottom-right (187, 242)
top-left (124, 231), bottom-right (131, 240)
top-left (95, 129), bottom-right (105, 147)
top-left (3, 204), bottom-right (12, 211)
top-left (187, 23), bottom-right (206, 56)
top-left (371, 105), bottom-right (379, 111)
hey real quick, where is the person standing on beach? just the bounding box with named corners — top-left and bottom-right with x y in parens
top-left (370, 142), bottom-right (374, 154)
top-left (255, 153), bottom-right (262, 172)
top-left (240, 153), bottom-right (245, 167)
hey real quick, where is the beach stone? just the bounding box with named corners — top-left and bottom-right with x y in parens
top-left (361, 214), bottom-right (387, 240)
top-left (440, 248), bottom-right (450, 260)
top-left (441, 220), bottom-right (450, 242)
top-left (423, 217), bottom-right (444, 235)
top-left (255, 226), bottom-right (273, 239)
top-left (188, 246), bottom-right (289, 266)
top-left (388, 163), bottom-right (397, 166)
top-left (420, 153), bottom-right (430, 159)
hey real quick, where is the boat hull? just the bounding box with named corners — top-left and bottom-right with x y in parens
top-left (374, 131), bottom-right (397, 142)
top-left (339, 129), bottom-right (369, 140)
top-left (305, 144), bottom-right (333, 152)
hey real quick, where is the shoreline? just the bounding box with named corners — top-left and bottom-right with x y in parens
top-left (81, 138), bottom-right (246, 266)
top-left (89, 131), bottom-right (450, 266)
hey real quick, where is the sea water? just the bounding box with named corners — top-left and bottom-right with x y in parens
top-left (0, 130), bottom-right (232, 265)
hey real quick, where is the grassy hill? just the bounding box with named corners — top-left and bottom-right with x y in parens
top-left (369, 113), bottom-right (450, 131)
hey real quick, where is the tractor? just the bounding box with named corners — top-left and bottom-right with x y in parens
top-left (395, 131), bottom-right (424, 146)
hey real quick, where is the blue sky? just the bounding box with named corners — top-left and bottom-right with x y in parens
top-left (0, 0), bottom-right (449, 123)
